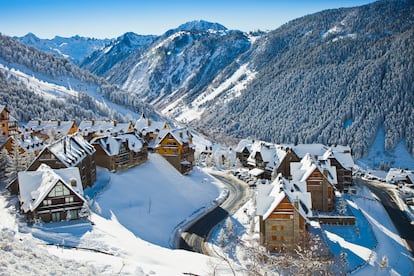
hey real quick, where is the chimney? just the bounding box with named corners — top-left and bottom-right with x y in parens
top-left (38, 119), bottom-right (41, 126)
top-left (179, 132), bottom-right (183, 138)
top-left (70, 178), bottom-right (77, 187)
top-left (57, 120), bottom-right (61, 126)
top-left (113, 120), bottom-right (117, 127)
top-left (91, 119), bottom-right (95, 126)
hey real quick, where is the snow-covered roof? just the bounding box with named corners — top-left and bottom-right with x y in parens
top-left (14, 134), bottom-right (46, 153)
top-left (247, 141), bottom-right (288, 171)
top-left (18, 164), bottom-right (84, 213)
top-left (291, 153), bottom-right (337, 186)
top-left (291, 143), bottom-right (328, 159)
top-left (46, 134), bottom-right (95, 167)
top-left (256, 173), bottom-right (312, 221)
top-left (0, 104), bottom-right (6, 113)
top-left (156, 128), bottom-right (193, 147)
top-left (78, 120), bottom-right (132, 136)
top-left (24, 120), bottom-right (75, 136)
top-left (235, 139), bottom-right (253, 153)
top-left (91, 133), bottom-right (145, 156)
top-left (386, 168), bottom-right (414, 183)
top-left (135, 116), bottom-right (169, 135)
top-left (320, 145), bottom-right (354, 169)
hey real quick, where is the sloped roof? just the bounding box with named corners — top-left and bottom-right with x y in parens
top-left (18, 164), bottom-right (84, 213)
top-left (156, 128), bottom-right (193, 147)
top-left (46, 134), bottom-right (95, 167)
top-left (291, 153), bottom-right (337, 186)
top-left (91, 133), bottom-right (145, 156)
top-left (247, 141), bottom-right (288, 171)
top-left (386, 168), bottom-right (414, 183)
top-left (14, 134), bottom-right (46, 153)
top-left (78, 120), bottom-right (132, 136)
top-left (235, 139), bottom-right (253, 153)
top-left (291, 144), bottom-right (328, 159)
top-left (257, 173), bottom-right (312, 221)
top-left (320, 146), bottom-right (354, 169)
top-left (24, 120), bottom-right (75, 136)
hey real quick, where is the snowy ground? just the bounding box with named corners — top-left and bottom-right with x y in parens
top-left (0, 154), bottom-right (238, 275)
top-left (206, 174), bottom-right (414, 275)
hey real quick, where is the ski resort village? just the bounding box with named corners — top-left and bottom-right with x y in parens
top-left (1, 0), bottom-right (414, 275)
top-left (1, 101), bottom-right (414, 275)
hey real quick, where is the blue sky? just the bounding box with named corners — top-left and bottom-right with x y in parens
top-left (0, 0), bottom-right (375, 38)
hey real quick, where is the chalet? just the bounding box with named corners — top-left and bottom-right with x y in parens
top-left (18, 164), bottom-right (87, 223)
top-left (235, 139), bottom-right (253, 167)
top-left (91, 132), bottom-right (148, 172)
top-left (291, 154), bottom-right (337, 212)
top-left (135, 114), bottom-right (170, 148)
top-left (23, 120), bottom-right (78, 142)
top-left (319, 146), bottom-right (354, 193)
top-left (246, 141), bottom-right (300, 180)
top-left (27, 134), bottom-right (96, 189)
top-left (78, 120), bottom-right (134, 141)
top-left (257, 174), bottom-right (312, 252)
top-left (154, 128), bottom-right (195, 174)
top-left (0, 105), bottom-right (18, 137)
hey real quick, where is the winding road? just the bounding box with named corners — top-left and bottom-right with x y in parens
top-left (179, 171), bottom-right (250, 254)
top-left (356, 177), bottom-right (414, 256)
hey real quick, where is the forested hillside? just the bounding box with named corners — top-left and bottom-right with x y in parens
top-left (196, 0), bottom-right (414, 159)
top-left (0, 34), bottom-right (157, 123)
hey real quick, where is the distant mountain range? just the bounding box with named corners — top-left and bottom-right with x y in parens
top-left (10, 1), bottom-right (414, 160)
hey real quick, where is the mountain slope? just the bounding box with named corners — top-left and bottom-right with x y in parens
top-left (0, 34), bottom-right (157, 122)
top-left (196, 0), bottom-right (414, 159)
top-left (82, 20), bottom-right (253, 113)
top-left (14, 33), bottom-right (112, 65)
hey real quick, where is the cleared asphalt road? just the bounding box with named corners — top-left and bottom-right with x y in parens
top-left (356, 178), bottom-right (414, 256)
top-left (179, 172), bottom-right (249, 254)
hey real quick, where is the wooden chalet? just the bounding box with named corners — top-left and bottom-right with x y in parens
top-left (91, 132), bottom-right (148, 172)
top-left (0, 105), bottom-right (18, 137)
top-left (319, 146), bottom-right (354, 193)
top-left (78, 120), bottom-right (135, 142)
top-left (257, 174), bottom-right (311, 252)
top-left (235, 139), bottom-right (253, 167)
top-left (154, 128), bottom-right (195, 174)
top-left (246, 141), bottom-right (300, 180)
top-left (134, 114), bottom-right (170, 148)
top-left (291, 154), bottom-right (337, 212)
top-left (27, 134), bottom-right (96, 189)
top-left (18, 164), bottom-right (87, 223)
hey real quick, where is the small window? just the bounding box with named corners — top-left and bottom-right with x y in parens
top-left (271, 225), bottom-right (276, 231)
top-left (280, 225), bottom-right (284, 231)
top-left (272, 235), bottom-right (277, 241)
top-left (43, 199), bottom-right (52, 206)
top-left (280, 236), bottom-right (285, 241)
top-left (65, 196), bottom-right (74, 203)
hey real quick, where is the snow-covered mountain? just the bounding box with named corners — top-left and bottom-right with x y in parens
top-left (14, 33), bottom-right (112, 65)
top-left (79, 2), bottom-right (414, 160)
top-left (0, 34), bottom-right (157, 122)
top-left (80, 32), bottom-right (156, 76)
top-left (81, 20), bottom-right (253, 116)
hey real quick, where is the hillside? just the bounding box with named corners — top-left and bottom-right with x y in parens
top-left (0, 34), bottom-right (157, 122)
top-left (195, 0), bottom-right (414, 159)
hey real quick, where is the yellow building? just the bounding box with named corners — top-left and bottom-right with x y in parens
top-left (0, 105), bottom-right (18, 137)
top-left (154, 128), bottom-right (194, 174)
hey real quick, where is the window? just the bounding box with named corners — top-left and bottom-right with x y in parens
top-left (49, 183), bottom-right (70, 197)
top-left (272, 235), bottom-right (277, 241)
top-left (280, 225), bottom-right (284, 231)
top-left (271, 225), bottom-right (276, 231)
top-left (65, 196), bottom-right (74, 203)
top-left (68, 210), bottom-right (79, 220)
top-left (280, 236), bottom-right (285, 241)
top-left (43, 199), bottom-right (52, 206)
top-left (51, 212), bottom-right (61, 222)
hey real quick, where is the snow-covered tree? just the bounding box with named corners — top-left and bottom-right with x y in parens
top-left (0, 148), bottom-right (10, 183)
top-left (79, 202), bottom-right (91, 220)
top-left (5, 139), bottom-right (31, 184)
